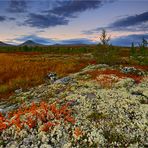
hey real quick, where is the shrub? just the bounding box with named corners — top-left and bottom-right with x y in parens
top-left (93, 45), bottom-right (121, 65)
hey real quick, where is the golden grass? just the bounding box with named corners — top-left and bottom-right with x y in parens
top-left (0, 53), bottom-right (93, 99)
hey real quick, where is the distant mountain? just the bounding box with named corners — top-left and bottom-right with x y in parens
top-left (20, 40), bottom-right (44, 47)
top-left (0, 41), bottom-right (13, 47)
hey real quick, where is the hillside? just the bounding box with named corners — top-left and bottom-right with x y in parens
top-left (0, 64), bottom-right (148, 147)
top-left (20, 40), bottom-right (44, 47)
top-left (0, 41), bottom-right (13, 47)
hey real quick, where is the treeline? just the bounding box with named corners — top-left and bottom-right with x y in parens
top-left (0, 43), bottom-right (147, 65)
top-left (0, 45), bottom-right (96, 54)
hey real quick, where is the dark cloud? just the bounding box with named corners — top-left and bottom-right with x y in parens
top-left (25, 0), bottom-right (114, 28)
top-left (111, 34), bottom-right (148, 46)
top-left (110, 11), bottom-right (148, 27)
top-left (50, 0), bottom-right (103, 17)
top-left (24, 13), bottom-right (68, 28)
top-left (8, 0), bottom-right (27, 13)
top-left (0, 16), bottom-right (6, 22)
top-left (9, 17), bottom-right (16, 21)
top-left (1, 0), bottom-right (116, 28)
top-left (83, 11), bottom-right (148, 34)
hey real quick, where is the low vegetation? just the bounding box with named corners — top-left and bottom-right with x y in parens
top-left (87, 69), bottom-right (145, 85)
top-left (0, 53), bottom-right (94, 99)
top-left (0, 101), bottom-right (75, 132)
top-left (0, 41), bottom-right (148, 100)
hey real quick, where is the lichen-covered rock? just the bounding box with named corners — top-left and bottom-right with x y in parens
top-left (121, 66), bottom-right (145, 76)
top-left (0, 64), bottom-right (147, 147)
top-left (54, 76), bottom-right (73, 84)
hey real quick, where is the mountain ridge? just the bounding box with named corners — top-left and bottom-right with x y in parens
top-left (0, 40), bottom-right (96, 47)
top-left (19, 40), bottom-right (44, 47)
top-left (0, 41), bottom-right (13, 47)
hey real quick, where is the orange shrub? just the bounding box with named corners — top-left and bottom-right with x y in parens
top-left (0, 101), bottom-right (75, 132)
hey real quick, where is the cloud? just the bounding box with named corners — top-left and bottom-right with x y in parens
top-left (59, 38), bottom-right (96, 45)
top-left (82, 27), bottom-right (105, 35)
top-left (9, 34), bottom-right (148, 46)
top-left (8, 0), bottom-right (27, 13)
top-left (10, 33), bottom-right (148, 46)
top-left (1, 0), bottom-right (115, 28)
top-left (50, 0), bottom-right (103, 17)
top-left (110, 11), bottom-right (148, 27)
top-left (25, 0), bottom-right (114, 28)
top-left (0, 16), bottom-right (6, 22)
top-left (24, 13), bottom-right (68, 28)
top-left (83, 11), bottom-right (148, 34)
top-left (111, 34), bottom-right (148, 46)
top-left (8, 17), bottom-right (16, 21)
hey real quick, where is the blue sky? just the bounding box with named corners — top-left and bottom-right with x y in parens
top-left (0, 0), bottom-right (148, 46)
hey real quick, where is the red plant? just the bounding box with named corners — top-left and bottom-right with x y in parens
top-left (0, 122), bottom-right (7, 131)
top-left (74, 127), bottom-right (82, 137)
top-left (0, 101), bottom-right (76, 132)
top-left (27, 120), bottom-right (36, 128)
top-left (0, 113), bottom-right (5, 122)
top-left (41, 121), bottom-right (57, 132)
top-left (65, 115), bottom-right (75, 124)
top-left (87, 69), bottom-right (144, 84)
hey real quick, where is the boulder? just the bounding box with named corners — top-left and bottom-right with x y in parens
top-left (121, 67), bottom-right (144, 76)
top-left (44, 72), bottom-right (57, 84)
top-left (54, 76), bottom-right (72, 84)
top-left (15, 88), bottom-right (22, 94)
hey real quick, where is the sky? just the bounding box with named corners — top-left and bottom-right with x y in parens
top-left (0, 0), bottom-right (148, 46)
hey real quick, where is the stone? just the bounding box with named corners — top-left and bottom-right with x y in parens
top-left (86, 93), bottom-right (97, 99)
top-left (0, 103), bottom-right (19, 115)
top-left (45, 72), bottom-right (57, 84)
top-left (15, 88), bottom-right (22, 94)
top-left (121, 66), bottom-right (144, 76)
top-left (54, 76), bottom-right (72, 84)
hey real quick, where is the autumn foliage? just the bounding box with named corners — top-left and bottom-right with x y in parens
top-left (0, 101), bottom-right (75, 132)
top-left (74, 127), bottom-right (83, 138)
top-left (87, 69), bottom-right (144, 88)
top-left (0, 53), bottom-right (94, 99)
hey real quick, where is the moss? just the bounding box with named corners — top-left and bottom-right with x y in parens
top-left (87, 112), bottom-right (108, 121)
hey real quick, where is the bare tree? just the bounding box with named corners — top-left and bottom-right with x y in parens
top-left (99, 29), bottom-right (111, 45)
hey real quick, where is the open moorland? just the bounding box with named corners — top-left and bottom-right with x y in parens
top-left (0, 45), bottom-right (147, 100)
top-left (0, 45), bottom-right (148, 147)
top-left (0, 51), bottom-right (96, 100)
top-left (0, 0), bottom-right (148, 147)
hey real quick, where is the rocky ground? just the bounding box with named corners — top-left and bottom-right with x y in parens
top-left (0, 64), bottom-right (148, 148)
